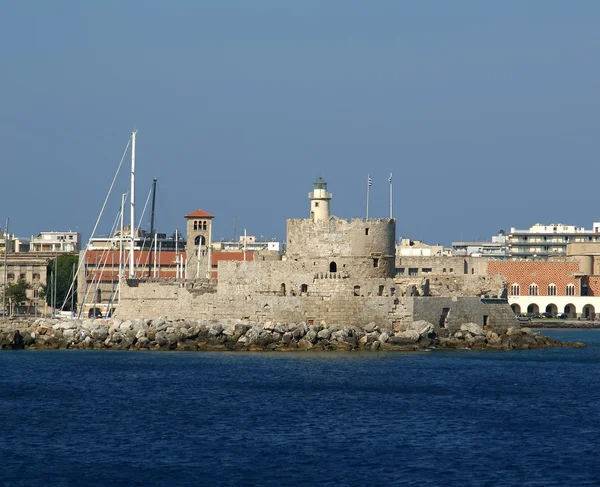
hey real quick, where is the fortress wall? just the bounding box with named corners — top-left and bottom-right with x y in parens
top-left (408, 297), bottom-right (517, 333)
top-left (217, 260), bottom-right (401, 298)
top-left (396, 256), bottom-right (490, 276)
top-left (117, 279), bottom-right (405, 326)
top-left (286, 217), bottom-right (396, 278)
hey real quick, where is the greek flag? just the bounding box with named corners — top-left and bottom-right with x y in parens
top-left (388, 173), bottom-right (392, 183)
top-left (368, 176), bottom-right (372, 186)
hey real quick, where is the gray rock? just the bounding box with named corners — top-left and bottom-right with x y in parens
top-left (461, 323), bottom-right (484, 336)
top-left (364, 322), bottom-right (378, 333)
top-left (410, 320), bottom-right (435, 337)
top-left (378, 332), bottom-right (390, 343)
top-left (317, 328), bottom-right (332, 340)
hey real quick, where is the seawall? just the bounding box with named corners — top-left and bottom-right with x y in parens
top-left (0, 317), bottom-right (584, 352)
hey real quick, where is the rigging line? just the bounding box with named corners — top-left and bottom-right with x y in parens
top-left (134, 185), bottom-right (153, 271)
top-left (76, 136), bottom-right (132, 317)
top-left (80, 202), bottom-right (124, 313)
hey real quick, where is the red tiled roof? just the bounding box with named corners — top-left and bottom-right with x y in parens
top-left (185, 209), bottom-right (214, 219)
top-left (85, 250), bottom-right (185, 266)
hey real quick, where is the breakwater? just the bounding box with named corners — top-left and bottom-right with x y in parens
top-left (0, 317), bottom-right (584, 351)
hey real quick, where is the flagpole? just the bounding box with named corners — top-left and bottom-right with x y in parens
top-left (389, 173), bottom-right (393, 219)
top-left (366, 174), bottom-right (371, 220)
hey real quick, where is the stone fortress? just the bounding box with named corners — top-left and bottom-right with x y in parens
top-left (117, 178), bottom-right (517, 333)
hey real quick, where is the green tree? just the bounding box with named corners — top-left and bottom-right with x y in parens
top-left (6, 279), bottom-right (31, 307)
top-left (42, 254), bottom-right (79, 311)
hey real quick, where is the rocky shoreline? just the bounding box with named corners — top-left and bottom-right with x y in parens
top-left (0, 317), bottom-right (586, 351)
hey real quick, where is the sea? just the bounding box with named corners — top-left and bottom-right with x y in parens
top-left (1, 329), bottom-right (599, 487)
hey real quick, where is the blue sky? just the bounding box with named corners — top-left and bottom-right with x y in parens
top-left (1, 1), bottom-right (599, 246)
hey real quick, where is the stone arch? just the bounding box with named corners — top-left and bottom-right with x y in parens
top-left (527, 303), bottom-right (539, 314)
top-left (194, 235), bottom-right (206, 246)
top-left (280, 283), bottom-right (286, 297)
top-left (583, 304), bottom-right (595, 319)
top-left (511, 303), bottom-right (521, 314)
top-left (88, 307), bottom-right (102, 318)
top-left (564, 303), bottom-right (576, 318)
top-left (329, 261), bottom-right (337, 273)
top-left (545, 303), bottom-right (558, 315)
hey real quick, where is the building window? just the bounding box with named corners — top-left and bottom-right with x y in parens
top-left (397, 268), bottom-right (405, 275)
top-left (510, 284), bottom-right (520, 296)
top-left (365, 228), bottom-right (369, 235)
top-left (566, 284), bottom-right (576, 296)
top-left (528, 284), bottom-right (539, 296)
top-left (373, 258), bottom-right (379, 268)
top-left (443, 268), bottom-right (447, 273)
top-left (96, 289), bottom-right (102, 302)
top-left (449, 268), bottom-right (454, 273)
top-left (315, 202), bottom-right (319, 207)
top-left (548, 284), bottom-right (557, 296)
top-left (353, 285), bottom-right (360, 296)
top-left (422, 268), bottom-right (432, 273)
top-left (408, 268), bottom-right (418, 276)
top-left (33, 273), bottom-right (40, 280)
top-left (33, 289), bottom-right (39, 299)
top-left (378, 285), bottom-right (384, 296)
top-left (19, 273), bottom-right (25, 280)
top-left (390, 287), bottom-right (396, 296)
top-left (7, 273), bottom-right (14, 280)
top-left (194, 221), bottom-right (198, 230)
top-left (300, 284), bottom-right (308, 293)
top-left (203, 221), bottom-right (207, 230)
top-left (329, 262), bottom-right (337, 272)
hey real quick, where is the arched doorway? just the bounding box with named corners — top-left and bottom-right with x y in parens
top-left (527, 303), bottom-right (539, 315)
top-left (88, 307), bottom-right (102, 318)
top-left (564, 303), bottom-right (576, 318)
top-left (329, 261), bottom-right (337, 273)
top-left (583, 304), bottom-right (595, 319)
top-left (511, 304), bottom-right (521, 314)
top-left (545, 304), bottom-right (558, 316)
top-left (280, 283), bottom-right (286, 297)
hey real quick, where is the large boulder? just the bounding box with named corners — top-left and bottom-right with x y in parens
top-left (461, 323), bottom-right (484, 336)
top-left (409, 320), bottom-right (435, 338)
top-left (388, 330), bottom-right (420, 345)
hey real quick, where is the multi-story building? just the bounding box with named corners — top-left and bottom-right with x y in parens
top-left (506, 223), bottom-right (600, 258)
top-left (30, 231), bottom-right (81, 252)
top-left (452, 234), bottom-right (508, 258)
top-left (0, 252), bottom-right (55, 315)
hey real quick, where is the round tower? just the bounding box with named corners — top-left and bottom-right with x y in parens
top-left (309, 177), bottom-right (332, 222)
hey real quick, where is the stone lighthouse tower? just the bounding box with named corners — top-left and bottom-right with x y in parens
top-left (309, 177), bottom-right (332, 222)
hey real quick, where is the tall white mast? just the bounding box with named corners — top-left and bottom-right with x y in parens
top-left (129, 131), bottom-right (137, 278)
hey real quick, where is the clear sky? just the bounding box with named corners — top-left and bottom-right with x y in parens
top-left (1, 1), bottom-right (599, 246)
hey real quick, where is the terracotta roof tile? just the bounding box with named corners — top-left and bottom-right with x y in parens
top-left (185, 209), bottom-right (214, 219)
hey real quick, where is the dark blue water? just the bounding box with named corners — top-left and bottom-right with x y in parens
top-left (1, 329), bottom-right (599, 487)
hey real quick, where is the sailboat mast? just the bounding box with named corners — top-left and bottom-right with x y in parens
top-left (129, 131), bottom-right (137, 278)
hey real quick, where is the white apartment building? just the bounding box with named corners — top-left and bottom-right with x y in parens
top-left (507, 223), bottom-right (600, 258)
top-left (30, 231), bottom-right (81, 252)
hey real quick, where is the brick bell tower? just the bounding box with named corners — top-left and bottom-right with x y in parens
top-left (184, 209), bottom-right (214, 279)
